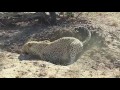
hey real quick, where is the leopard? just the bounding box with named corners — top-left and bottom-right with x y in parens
top-left (21, 27), bottom-right (91, 65)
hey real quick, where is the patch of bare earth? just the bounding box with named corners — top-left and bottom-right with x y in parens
top-left (0, 12), bottom-right (120, 78)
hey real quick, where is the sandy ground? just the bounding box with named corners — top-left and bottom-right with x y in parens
top-left (0, 12), bottom-right (120, 78)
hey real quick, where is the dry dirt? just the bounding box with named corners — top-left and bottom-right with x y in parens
top-left (0, 12), bottom-right (120, 78)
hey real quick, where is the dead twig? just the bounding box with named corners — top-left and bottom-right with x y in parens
top-left (75, 12), bottom-right (82, 20)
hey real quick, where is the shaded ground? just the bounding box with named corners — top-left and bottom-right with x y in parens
top-left (0, 12), bottom-right (120, 78)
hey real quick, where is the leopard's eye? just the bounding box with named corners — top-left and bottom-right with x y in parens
top-left (75, 28), bottom-right (78, 30)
